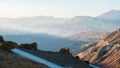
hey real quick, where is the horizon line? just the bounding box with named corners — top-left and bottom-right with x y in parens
top-left (0, 9), bottom-right (119, 19)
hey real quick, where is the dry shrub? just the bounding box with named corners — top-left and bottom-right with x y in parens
top-left (0, 35), bottom-right (5, 43)
top-left (20, 42), bottom-right (37, 49)
top-left (0, 41), bottom-right (17, 50)
top-left (59, 48), bottom-right (71, 54)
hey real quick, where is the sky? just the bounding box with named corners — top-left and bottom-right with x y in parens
top-left (0, 0), bottom-right (120, 18)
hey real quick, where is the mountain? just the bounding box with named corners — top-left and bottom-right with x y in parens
top-left (0, 10), bottom-right (120, 36)
top-left (97, 10), bottom-right (120, 21)
top-left (63, 10), bottom-right (120, 35)
top-left (67, 31), bottom-right (107, 55)
top-left (97, 10), bottom-right (120, 26)
top-left (0, 16), bottom-right (63, 36)
top-left (68, 31), bottom-right (107, 42)
top-left (77, 29), bottom-right (120, 68)
top-left (0, 16), bottom-right (70, 36)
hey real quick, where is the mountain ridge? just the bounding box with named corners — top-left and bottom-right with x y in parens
top-left (0, 10), bottom-right (120, 36)
top-left (77, 29), bottom-right (120, 68)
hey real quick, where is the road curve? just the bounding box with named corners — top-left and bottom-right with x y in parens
top-left (11, 48), bottom-right (69, 68)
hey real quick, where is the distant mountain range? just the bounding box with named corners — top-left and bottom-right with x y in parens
top-left (78, 29), bottom-right (120, 68)
top-left (0, 10), bottom-right (120, 36)
top-left (4, 34), bottom-right (88, 53)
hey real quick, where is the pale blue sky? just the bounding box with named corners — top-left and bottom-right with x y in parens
top-left (0, 0), bottom-right (120, 18)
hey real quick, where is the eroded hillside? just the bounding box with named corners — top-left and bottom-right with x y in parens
top-left (78, 29), bottom-right (120, 68)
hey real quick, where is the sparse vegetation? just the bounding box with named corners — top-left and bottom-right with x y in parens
top-left (0, 41), bottom-right (18, 50)
top-left (84, 60), bottom-right (89, 64)
top-left (20, 42), bottom-right (37, 49)
top-left (75, 56), bottom-right (80, 59)
top-left (0, 35), bottom-right (38, 50)
top-left (0, 35), bottom-right (5, 43)
top-left (59, 48), bottom-right (71, 54)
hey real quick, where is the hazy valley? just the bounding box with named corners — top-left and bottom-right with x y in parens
top-left (0, 9), bottom-right (120, 68)
top-left (0, 10), bottom-right (120, 36)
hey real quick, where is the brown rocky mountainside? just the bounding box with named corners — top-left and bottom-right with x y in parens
top-left (78, 29), bottom-right (120, 68)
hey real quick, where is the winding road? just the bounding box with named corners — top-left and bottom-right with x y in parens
top-left (11, 48), bottom-right (99, 68)
top-left (11, 48), bottom-right (67, 68)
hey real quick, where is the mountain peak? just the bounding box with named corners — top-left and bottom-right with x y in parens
top-left (109, 9), bottom-right (120, 12)
top-left (97, 9), bottom-right (120, 20)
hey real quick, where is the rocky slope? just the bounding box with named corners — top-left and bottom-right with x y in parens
top-left (78, 29), bottom-right (120, 68)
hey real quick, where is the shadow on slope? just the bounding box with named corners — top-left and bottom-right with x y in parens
top-left (4, 34), bottom-right (88, 54)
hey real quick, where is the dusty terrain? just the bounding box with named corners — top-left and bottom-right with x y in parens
top-left (0, 50), bottom-right (48, 68)
top-left (18, 47), bottom-right (90, 68)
